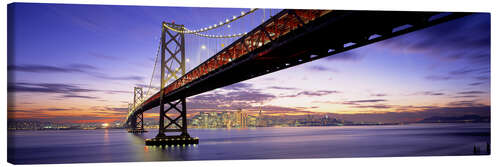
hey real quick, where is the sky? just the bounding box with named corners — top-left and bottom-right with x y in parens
top-left (7, 3), bottom-right (491, 123)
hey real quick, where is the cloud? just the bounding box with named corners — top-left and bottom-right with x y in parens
top-left (425, 75), bottom-right (452, 81)
top-left (371, 93), bottom-right (387, 97)
top-left (307, 65), bottom-right (338, 72)
top-left (90, 106), bottom-right (129, 113)
top-left (263, 77), bottom-right (276, 81)
top-left (468, 82), bottom-right (484, 86)
top-left (351, 105), bottom-right (391, 109)
top-left (9, 82), bottom-right (97, 93)
top-left (92, 75), bottom-right (144, 81)
top-left (104, 90), bottom-right (132, 94)
top-left (342, 99), bottom-right (387, 105)
top-left (457, 91), bottom-right (485, 95)
top-left (252, 106), bottom-right (317, 116)
top-left (447, 101), bottom-right (480, 107)
top-left (9, 64), bottom-right (144, 81)
top-left (282, 90), bottom-right (340, 98)
top-left (453, 95), bottom-right (478, 98)
top-left (226, 91), bottom-right (275, 102)
top-left (449, 67), bottom-right (490, 76)
top-left (475, 76), bottom-right (490, 81)
top-left (47, 5), bottom-right (101, 32)
top-left (43, 108), bottom-right (74, 111)
top-left (7, 107), bottom-right (98, 120)
top-left (378, 14), bottom-right (490, 64)
top-left (9, 106), bottom-right (130, 122)
top-left (415, 91), bottom-right (445, 96)
top-left (425, 106), bottom-right (489, 115)
top-left (425, 67), bottom-right (491, 83)
top-left (220, 83), bottom-right (254, 91)
top-left (107, 107), bottom-right (128, 113)
top-left (187, 83), bottom-right (276, 111)
top-left (329, 106), bottom-right (490, 123)
top-left (10, 108), bottom-right (75, 114)
top-left (62, 95), bottom-right (98, 99)
top-left (267, 86), bottom-right (298, 90)
top-left (88, 51), bottom-right (119, 60)
top-left (333, 99), bottom-right (391, 109)
top-left (186, 83), bottom-right (321, 116)
top-left (8, 64), bottom-right (90, 73)
top-left (8, 109), bottom-right (35, 114)
top-left (446, 96), bottom-right (487, 108)
top-left (9, 82), bottom-right (129, 95)
top-left (425, 66), bottom-right (490, 82)
top-left (8, 82), bottom-right (105, 100)
top-left (324, 51), bottom-right (362, 61)
top-left (135, 84), bottom-right (159, 89)
top-left (20, 115), bottom-right (124, 123)
top-left (190, 91), bottom-right (275, 105)
top-left (312, 99), bottom-right (389, 107)
top-left (257, 105), bottom-right (308, 113)
top-left (424, 92), bottom-right (444, 96)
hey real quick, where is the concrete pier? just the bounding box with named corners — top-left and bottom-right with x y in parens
top-left (145, 136), bottom-right (199, 146)
top-left (127, 129), bottom-right (148, 133)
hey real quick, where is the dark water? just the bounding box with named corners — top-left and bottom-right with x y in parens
top-left (8, 123), bottom-right (490, 164)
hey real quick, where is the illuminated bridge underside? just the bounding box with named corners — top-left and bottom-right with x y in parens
top-left (126, 10), bottom-right (469, 124)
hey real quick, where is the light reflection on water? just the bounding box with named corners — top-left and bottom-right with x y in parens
top-left (8, 123), bottom-right (490, 164)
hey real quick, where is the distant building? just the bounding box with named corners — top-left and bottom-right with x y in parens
top-left (189, 109), bottom-right (256, 128)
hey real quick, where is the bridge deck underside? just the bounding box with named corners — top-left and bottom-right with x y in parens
top-left (127, 10), bottom-right (469, 123)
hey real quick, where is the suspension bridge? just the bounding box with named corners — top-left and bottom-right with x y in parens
top-left (123, 8), bottom-right (470, 146)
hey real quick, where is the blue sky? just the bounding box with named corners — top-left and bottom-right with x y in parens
top-left (7, 3), bottom-right (491, 123)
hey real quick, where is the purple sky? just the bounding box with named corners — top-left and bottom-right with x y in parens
top-left (7, 3), bottom-right (491, 123)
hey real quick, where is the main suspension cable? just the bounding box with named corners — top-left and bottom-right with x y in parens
top-left (163, 8), bottom-right (258, 34)
top-left (191, 31), bottom-right (248, 38)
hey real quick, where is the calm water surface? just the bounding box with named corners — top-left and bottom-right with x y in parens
top-left (8, 123), bottom-right (490, 164)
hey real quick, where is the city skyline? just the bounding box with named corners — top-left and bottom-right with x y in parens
top-left (7, 3), bottom-right (490, 124)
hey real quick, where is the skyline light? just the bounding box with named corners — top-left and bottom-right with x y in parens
top-left (7, 3), bottom-right (491, 124)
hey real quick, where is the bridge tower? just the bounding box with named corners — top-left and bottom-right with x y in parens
top-left (150, 22), bottom-right (194, 141)
top-left (144, 22), bottom-right (198, 145)
top-left (128, 87), bottom-right (147, 133)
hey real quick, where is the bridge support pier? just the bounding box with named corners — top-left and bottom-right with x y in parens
top-left (127, 113), bottom-right (148, 133)
top-left (146, 97), bottom-right (198, 146)
top-left (156, 98), bottom-right (190, 138)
